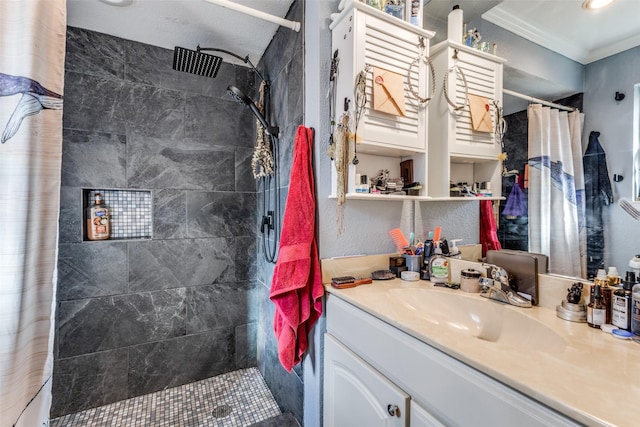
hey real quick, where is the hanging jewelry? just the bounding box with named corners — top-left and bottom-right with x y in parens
top-left (351, 64), bottom-right (370, 165)
top-left (334, 112), bottom-right (350, 235)
top-left (327, 49), bottom-right (340, 160)
top-left (251, 81), bottom-right (274, 179)
top-left (443, 49), bottom-right (469, 112)
top-left (407, 36), bottom-right (436, 105)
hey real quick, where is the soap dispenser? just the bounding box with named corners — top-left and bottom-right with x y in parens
top-left (428, 241), bottom-right (449, 284)
top-left (448, 239), bottom-right (462, 259)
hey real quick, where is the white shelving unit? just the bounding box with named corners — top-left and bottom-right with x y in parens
top-left (329, 2), bottom-right (506, 202)
top-left (428, 40), bottom-right (507, 199)
top-left (329, 1), bottom-right (434, 198)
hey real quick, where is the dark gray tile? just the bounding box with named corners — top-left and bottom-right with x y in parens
top-left (63, 71), bottom-right (127, 134)
top-left (59, 186), bottom-right (83, 244)
top-left (259, 0), bottom-right (303, 85)
top-left (51, 348), bottom-right (129, 418)
top-left (120, 84), bottom-right (185, 138)
top-left (235, 322), bottom-right (258, 369)
top-left (65, 26), bottom-right (125, 79)
top-left (127, 133), bottom-right (234, 190)
top-left (235, 235), bottom-right (258, 281)
top-left (186, 191), bottom-right (257, 238)
top-left (153, 189), bottom-right (187, 239)
top-left (57, 242), bottom-right (128, 301)
top-left (249, 413), bottom-right (300, 427)
top-left (186, 281), bottom-right (258, 334)
top-left (235, 146), bottom-right (257, 192)
top-left (127, 328), bottom-right (235, 397)
top-left (62, 129), bottom-right (126, 188)
top-left (184, 95), bottom-right (255, 147)
top-left (128, 238), bottom-right (235, 292)
top-left (57, 289), bottom-right (186, 357)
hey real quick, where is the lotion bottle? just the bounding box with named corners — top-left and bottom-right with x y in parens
top-left (428, 241), bottom-right (448, 283)
top-left (86, 192), bottom-right (110, 240)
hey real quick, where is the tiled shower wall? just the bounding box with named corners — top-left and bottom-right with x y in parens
top-left (53, 27), bottom-right (260, 417)
top-left (255, 0), bottom-right (305, 424)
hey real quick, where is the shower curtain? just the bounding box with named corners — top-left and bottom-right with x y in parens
top-left (0, 1), bottom-right (66, 426)
top-left (528, 104), bottom-right (586, 277)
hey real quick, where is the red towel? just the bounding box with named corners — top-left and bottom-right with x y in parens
top-left (270, 126), bottom-right (324, 372)
top-left (480, 199), bottom-right (501, 256)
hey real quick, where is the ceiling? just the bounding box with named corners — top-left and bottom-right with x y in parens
top-left (66, 0), bottom-right (297, 66)
top-left (67, 0), bottom-right (640, 67)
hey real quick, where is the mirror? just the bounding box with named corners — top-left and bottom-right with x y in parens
top-left (422, 1), bottom-right (640, 280)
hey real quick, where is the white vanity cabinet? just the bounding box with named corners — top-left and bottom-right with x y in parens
top-left (324, 295), bottom-right (581, 427)
top-left (329, 2), bottom-right (434, 198)
top-left (427, 41), bottom-right (506, 198)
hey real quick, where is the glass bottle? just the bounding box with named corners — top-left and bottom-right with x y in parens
top-left (612, 272), bottom-right (634, 331)
top-left (632, 281), bottom-right (640, 336)
top-left (587, 284), bottom-right (606, 329)
top-left (86, 192), bottom-right (110, 240)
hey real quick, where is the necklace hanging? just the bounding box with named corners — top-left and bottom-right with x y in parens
top-left (443, 49), bottom-right (469, 112)
top-left (352, 64), bottom-right (370, 165)
top-left (407, 36), bottom-right (435, 105)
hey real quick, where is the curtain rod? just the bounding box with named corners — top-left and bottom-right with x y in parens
top-left (503, 89), bottom-right (576, 112)
top-left (202, 0), bottom-right (301, 32)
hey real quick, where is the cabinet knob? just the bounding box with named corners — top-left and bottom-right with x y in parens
top-left (387, 404), bottom-right (401, 417)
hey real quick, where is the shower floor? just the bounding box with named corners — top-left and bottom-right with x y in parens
top-left (50, 368), bottom-right (282, 427)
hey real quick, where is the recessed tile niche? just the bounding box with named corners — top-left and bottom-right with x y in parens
top-left (82, 189), bottom-right (152, 241)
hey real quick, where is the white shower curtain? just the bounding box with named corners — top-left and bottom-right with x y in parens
top-left (0, 1), bottom-right (66, 426)
top-left (528, 104), bottom-right (586, 277)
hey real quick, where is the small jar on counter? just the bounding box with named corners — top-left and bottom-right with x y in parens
top-left (460, 269), bottom-right (481, 293)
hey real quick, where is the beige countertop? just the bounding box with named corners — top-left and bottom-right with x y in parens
top-left (322, 256), bottom-right (640, 427)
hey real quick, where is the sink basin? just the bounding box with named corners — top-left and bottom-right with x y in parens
top-left (387, 288), bottom-right (566, 351)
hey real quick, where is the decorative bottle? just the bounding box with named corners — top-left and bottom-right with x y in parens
top-left (612, 272), bottom-right (634, 331)
top-left (86, 192), bottom-right (110, 240)
top-left (587, 284), bottom-right (606, 329)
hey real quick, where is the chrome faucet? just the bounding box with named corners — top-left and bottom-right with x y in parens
top-left (480, 264), bottom-right (532, 308)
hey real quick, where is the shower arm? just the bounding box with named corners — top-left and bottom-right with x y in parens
top-left (197, 46), bottom-right (268, 84)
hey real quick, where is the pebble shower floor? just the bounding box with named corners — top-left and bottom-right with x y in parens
top-left (50, 368), bottom-right (281, 427)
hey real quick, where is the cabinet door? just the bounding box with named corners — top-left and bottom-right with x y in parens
top-left (324, 334), bottom-right (408, 427)
top-left (448, 48), bottom-right (503, 158)
top-left (410, 401), bottom-right (445, 427)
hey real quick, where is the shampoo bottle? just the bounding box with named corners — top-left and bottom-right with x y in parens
top-left (86, 192), bottom-right (110, 240)
top-left (632, 280), bottom-right (640, 336)
top-left (428, 241), bottom-right (449, 283)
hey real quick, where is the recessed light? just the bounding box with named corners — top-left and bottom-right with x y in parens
top-left (582, 0), bottom-right (615, 9)
top-left (98, 0), bottom-right (133, 6)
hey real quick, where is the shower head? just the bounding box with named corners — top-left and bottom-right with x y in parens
top-left (227, 85), bottom-right (278, 136)
top-left (172, 46), bottom-right (223, 78)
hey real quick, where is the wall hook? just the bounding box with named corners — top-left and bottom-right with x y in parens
top-left (614, 174), bottom-right (624, 182)
top-left (615, 91), bottom-right (625, 101)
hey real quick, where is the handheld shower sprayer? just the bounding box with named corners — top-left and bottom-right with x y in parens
top-left (226, 86), bottom-right (278, 136)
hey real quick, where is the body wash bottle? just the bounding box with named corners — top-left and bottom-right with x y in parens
top-left (86, 192), bottom-right (110, 240)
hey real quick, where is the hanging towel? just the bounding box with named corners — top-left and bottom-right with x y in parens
top-left (480, 199), bottom-right (502, 256)
top-left (502, 182), bottom-right (527, 218)
top-left (583, 131), bottom-right (613, 277)
top-left (270, 125), bottom-right (324, 372)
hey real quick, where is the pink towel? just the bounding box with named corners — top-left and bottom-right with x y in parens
top-left (270, 126), bottom-right (324, 372)
top-left (480, 199), bottom-right (502, 256)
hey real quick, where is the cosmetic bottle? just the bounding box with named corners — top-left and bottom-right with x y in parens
top-left (587, 284), bottom-right (606, 329)
top-left (428, 241), bottom-right (448, 284)
top-left (632, 280), bottom-right (640, 336)
top-left (86, 192), bottom-right (110, 240)
top-left (612, 271), bottom-right (634, 331)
